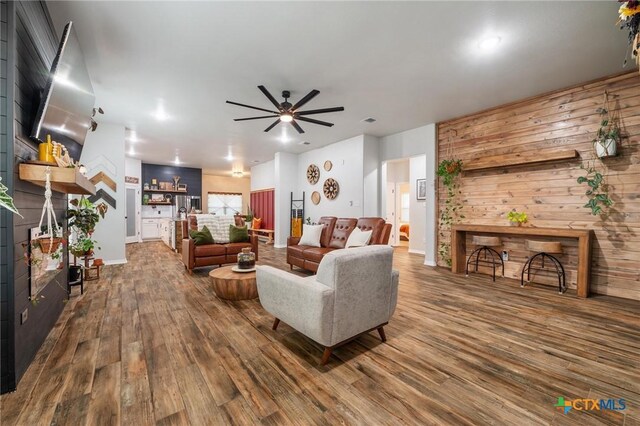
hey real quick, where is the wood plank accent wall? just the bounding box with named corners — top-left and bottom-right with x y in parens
top-left (250, 189), bottom-right (275, 231)
top-left (437, 71), bottom-right (640, 301)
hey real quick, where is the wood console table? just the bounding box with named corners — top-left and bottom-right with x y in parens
top-left (451, 225), bottom-right (593, 298)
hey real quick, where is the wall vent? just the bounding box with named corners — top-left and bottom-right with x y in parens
top-left (299, 141), bottom-right (311, 145)
top-left (362, 117), bottom-right (377, 123)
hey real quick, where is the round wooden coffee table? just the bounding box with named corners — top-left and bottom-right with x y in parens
top-left (209, 266), bottom-right (257, 300)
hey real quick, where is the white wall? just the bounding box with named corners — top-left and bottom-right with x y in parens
top-left (274, 152), bottom-right (298, 247)
top-left (297, 135), bottom-right (365, 222)
top-left (80, 123), bottom-right (126, 264)
top-left (409, 155), bottom-right (427, 255)
top-left (363, 135), bottom-right (380, 217)
top-left (250, 160), bottom-right (275, 191)
top-left (380, 123), bottom-right (437, 265)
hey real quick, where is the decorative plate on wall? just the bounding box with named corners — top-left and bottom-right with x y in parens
top-left (323, 178), bottom-right (339, 200)
top-left (324, 160), bottom-right (333, 171)
top-left (307, 164), bottom-right (320, 185)
top-left (311, 191), bottom-right (321, 205)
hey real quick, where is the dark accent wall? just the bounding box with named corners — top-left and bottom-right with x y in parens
top-left (142, 163), bottom-right (202, 197)
top-left (1, 1), bottom-right (69, 393)
top-left (1, 0), bottom-right (13, 393)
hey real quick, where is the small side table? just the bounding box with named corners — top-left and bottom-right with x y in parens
top-left (209, 266), bottom-right (258, 300)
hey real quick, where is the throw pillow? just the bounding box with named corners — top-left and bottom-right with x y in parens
top-left (252, 218), bottom-right (262, 230)
top-left (346, 227), bottom-right (373, 248)
top-left (229, 224), bottom-right (250, 243)
top-left (298, 224), bottom-right (324, 247)
top-left (190, 226), bottom-right (214, 245)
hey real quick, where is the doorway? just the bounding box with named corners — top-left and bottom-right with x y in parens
top-left (125, 185), bottom-right (141, 243)
top-left (383, 158), bottom-right (410, 247)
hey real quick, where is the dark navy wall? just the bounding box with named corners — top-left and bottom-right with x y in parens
top-left (141, 163), bottom-right (202, 197)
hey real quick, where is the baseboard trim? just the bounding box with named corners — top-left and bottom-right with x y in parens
top-left (103, 259), bottom-right (127, 265)
top-left (424, 260), bottom-right (437, 267)
top-left (408, 249), bottom-right (426, 255)
top-left (274, 244), bottom-right (286, 249)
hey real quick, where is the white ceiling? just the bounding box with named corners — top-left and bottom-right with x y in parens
top-left (47, 1), bottom-right (629, 176)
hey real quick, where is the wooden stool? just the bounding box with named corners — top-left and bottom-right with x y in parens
top-left (465, 236), bottom-right (504, 281)
top-left (521, 240), bottom-right (566, 293)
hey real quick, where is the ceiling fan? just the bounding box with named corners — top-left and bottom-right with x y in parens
top-left (226, 85), bottom-right (344, 134)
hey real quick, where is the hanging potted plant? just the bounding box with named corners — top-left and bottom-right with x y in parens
top-left (593, 102), bottom-right (621, 158)
top-left (36, 224), bottom-right (64, 254)
top-left (437, 158), bottom-right (464, 267)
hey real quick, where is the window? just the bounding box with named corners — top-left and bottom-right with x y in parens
top-left (207, 192), bottom-right (242, 216)
top-left (400, 192), bottom-right (410, 222)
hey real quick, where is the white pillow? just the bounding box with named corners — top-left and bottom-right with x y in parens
top-left (298, 224), bottom-right (324, 247)
top-left (346, 227), bottom-right (373, 248)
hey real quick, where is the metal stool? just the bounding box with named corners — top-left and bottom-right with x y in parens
top-left (465, 236), bottom-right (504, 281)
top-left (521, 240), bottom-right (566, 293)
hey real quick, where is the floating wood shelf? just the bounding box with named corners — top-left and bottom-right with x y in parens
top-left (146, 201), bottom-right (172, 205)
top-left (19, 163), bottom-right (96, 195)
top-left (463, 149), bottom-right (579, 172)
top-left (143, 189), bottom-right (187, 194)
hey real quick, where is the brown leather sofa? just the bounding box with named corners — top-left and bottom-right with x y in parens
top-left (182, 215), bottom-right (258, 274)
top-left (287, 217), bottom-right (391, 273)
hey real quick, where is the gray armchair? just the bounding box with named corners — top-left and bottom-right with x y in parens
top-left (256, 245), bottom-right (399, 365)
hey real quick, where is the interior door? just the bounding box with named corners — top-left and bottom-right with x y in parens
top-left (125, 186), bottom-right (140, 243)
top-left (386, 183), bottom-right (397, 245)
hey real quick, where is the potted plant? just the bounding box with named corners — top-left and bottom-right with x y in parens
top-left (593, 106), bottom-right (620, 158)
top-left (35, 224), bottom-right (64, 254)
top-left (577, 162), bottom-right (614, 216)
top-left (67, 197), bottom-right (107, 259)
top-left (437, 159), bottom-right (463, 186)
top-left (507, 210), bottom-right (528, 226)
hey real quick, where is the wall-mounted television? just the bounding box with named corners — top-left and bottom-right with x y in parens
top-left (30, 21), bottom-right (95, 154)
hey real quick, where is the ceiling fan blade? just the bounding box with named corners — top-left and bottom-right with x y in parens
top-left (296, 106), bottom-right (345, 116)
top-left (258, 85), bottom-right (283, 111)
top-left (296, 116), bottom-right (334, 127)
top-left (290, 120), bottom-right (305, 134)
top-left (291, 89), bottom-right (320, 112)
top-left (226, 100), bottom-right (280, 115)
top-left (264, 119), bottom-right (281, 132)
top-left (234, 115), bottom-right (280, 121)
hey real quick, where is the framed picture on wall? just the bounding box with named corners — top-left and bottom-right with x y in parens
top-left (416, 179), bottom-right (427, 200)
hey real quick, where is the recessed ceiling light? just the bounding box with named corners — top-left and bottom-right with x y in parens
top-left (232, 171), bottom-right (244, 178)
top-left (127, 130), bottom-right (139, 142)
top-left (478, 35), bottom-right (501, 51)
top-left (152, 101), bottom-right (170, 121)
top-left (174, 156), bottom-right (180, 165)
top-left (128, 147), bottom-right (135, 156)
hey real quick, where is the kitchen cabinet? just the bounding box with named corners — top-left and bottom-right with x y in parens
top-left (160, 219), bottom-right (174, 250)
top-left (142, 219), bottom-right (161, 240)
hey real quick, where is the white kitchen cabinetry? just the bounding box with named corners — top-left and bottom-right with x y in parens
top-left (142, 219), bottom-right (161, 240)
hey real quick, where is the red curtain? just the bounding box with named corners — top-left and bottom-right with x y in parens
top-left (250, 189), bottom-right (274, 230)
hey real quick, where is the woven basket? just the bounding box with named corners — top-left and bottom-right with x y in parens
top-left (38, 237), bottom-right (62, 254)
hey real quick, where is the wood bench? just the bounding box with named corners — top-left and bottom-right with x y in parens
top-left (249, 228), bottom-right (274, 245)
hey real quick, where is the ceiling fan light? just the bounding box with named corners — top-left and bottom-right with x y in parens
top-left (280, 113), bottom-right (293, 123)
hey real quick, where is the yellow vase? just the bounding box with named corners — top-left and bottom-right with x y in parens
top-left (38, 135), bottom-right (54, 163)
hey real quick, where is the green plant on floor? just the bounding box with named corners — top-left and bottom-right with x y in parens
top-left (507, 210), bottom-right (528, 225)
top-left (0, 177), bottom-right (21, 217)
top-left (577, 161), bottom-right (613, 216)
top-left (437, 158), bottom-right (464, 267)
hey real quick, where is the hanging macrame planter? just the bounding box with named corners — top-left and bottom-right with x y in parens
top-left (34, 167), bottom-right (63, 254)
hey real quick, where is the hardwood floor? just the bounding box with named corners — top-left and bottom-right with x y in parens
top-left (2, 242), bottom-right (639, 425)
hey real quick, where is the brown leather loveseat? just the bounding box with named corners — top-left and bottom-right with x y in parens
top-left (182, 215), bottom-right (258, 274)
top-left (287, 217), bottom-right (391, 273)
